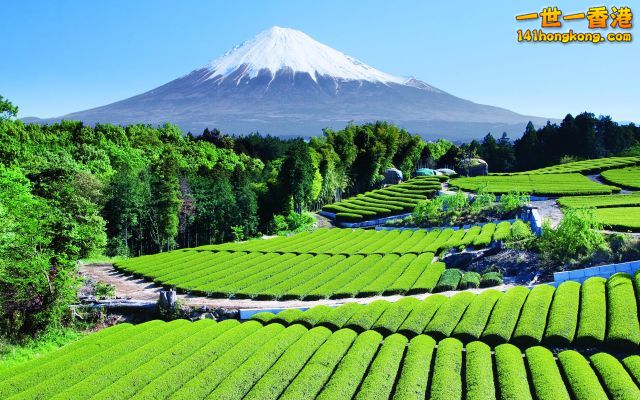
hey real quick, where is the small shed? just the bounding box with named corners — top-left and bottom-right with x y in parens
top-left (416, 168), bottom-right (436, 176)
top-left (459, 158), bottom-right (489, 177)
top-left (384, 168), bottom-right (404, 184)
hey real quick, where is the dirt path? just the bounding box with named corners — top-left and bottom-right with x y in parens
top-left (80, 263), bottom-right (515, 310)
top-left (314, 213), bottom-right (335, 229)
top-left (530, 200), bottom-right (563, 228)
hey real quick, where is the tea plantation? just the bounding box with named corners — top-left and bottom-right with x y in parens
top-left (450, 173), bottom-right (619, 196)
top-left (3, 318), bottom-right (640, 399)
top-left (115, 224), bottom-right (512, 299)
top-left (252, 272), bottom-right (640, 348)
top-left (321, 176), bottom-right (444, 221)
top-left (601, 166), bottom-right (640, 190)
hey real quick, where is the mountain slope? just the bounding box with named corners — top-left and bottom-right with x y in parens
top-left (31, 26), bottom-right (549, 140)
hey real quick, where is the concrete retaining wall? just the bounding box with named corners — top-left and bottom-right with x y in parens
top-left (553, 260), bottom-right (640, 285)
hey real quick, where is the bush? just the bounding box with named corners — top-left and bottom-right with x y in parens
top-left (465, 341), bottom-right (495, 400)
top-left (412, 198), bottom-right (443, 224)
top-left (472, 223), bottom-right (496, 248)
top-left (494, 343), bottom-right (533, 400)
top-left (243, 327), bottom-right (332, 400)
top-left (397, 294), bottom-right (447, 337)
top-left (371, 297), bottom-right (420, 336)
top-left (354, 334), bottom-right (407, 400)
top-left (512, 284), bottom-right (555, 347)
top-left (606, 273), bottom-right (640, 347)
top-left (589, 352), bottom-right (640, 400)
top-left (498, 191), bottom-right (530, 215)
top-left (94, 282), bottom-right (116, 300)
top-left (558, 350), bottom-right (608, 400)
top-left (280, 328), bottom-right (357, 399)
top-left (537, 208), bottom-right (609, 267)
top-left (317, 303), bottom-right (363, 331)
top-left (433, 269), bottom-right (463, 292)
top-left (480, 271), bottom-right (503, 287)
top-left (344, 300), bottom-right (390, 333)
top-left (452, 290), bottom-right (501, 343)
top-left (316, 330), bottom-right (382, 400)
top-left (393, 335), bottom-right (436, 399)
top-left (430, 338), bottom-right (463, 400)
top-left (525, 346), bottom-right (571, 400)
top-left (481, 286), bottom-right (529, 346)
top-left (543, 281), bottom-right (581, 347)
top-left (492, 221), bottom-right (511, 241)
top-left (576, 277), bottom-right (606, 347)
top-left (459, 271), bottom-right (481, 289)
top-left (425, 292), bottom-right (474, 340)
top-left (506, 219), bottom-right (534, 243)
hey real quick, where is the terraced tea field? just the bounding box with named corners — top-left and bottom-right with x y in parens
top-left (450, 173), bottom-right (619, 196)
top-left (595, 207), bottom-right (640, 231)
top-left (4, 318), bottom-right (640, 399)
top-left (601, 166), bottom-right (640, 190)
top-left (252, 272), bottom-right (640, 348)
top-left (115, 224), bottom-right (512, 300)
top-left (557, 193), bottom-right (640, 209)
top-left (322, 176), bottom-right (443, 222)
top-left (493, 156), bottom-right (640, 175)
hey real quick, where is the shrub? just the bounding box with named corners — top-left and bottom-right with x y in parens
top-left (511, 284), bottom-right (555, 348)
top-left (397, 294), bottom-right (447, 337)
top-left (243, 327), bottom-right (332, 400)
top-left (317, 303), bottom-right (363, 330)
top-left (433, 268), bottom-right (463, 292)
top-left (537, 208), bottom-right (609, 267)
top-left (429, 338), bottom-right (463, 400)
top-left (271, 308), bottom-right (305, 326)
top-left (132, 321), bottom-right (266, 399)
top-left (344, 300), bottom-right (391, 333)
top-left (371, 297), bottom-right (420, 336)
top-left (576, 277), bottom-right (606, 347)
top-left (622, 355), bottom-right (640, 386)
top-left (94, 282), bottom-right (116, 300)
top-left (606, 273), bottom-right (640, 347)
top-left (408, 262), bottom-right (445, 294)
top-left (472, 223), bottom-right (496, 248)
top-left (494, 343), bottom-right (533, 400)
top-left (392, 335), bottom-right (436, 400)
top-left (425, 292), bottom-right (474, 340)
top-left (316, 330), bottom-right (382, 400)
top-left (498, 192), bottom-right (530, 215)
top-left (525, 346), bottom-right (571, 400)
top-left (492, 221), bottom-right (511, 241)
top-left (481, 286), bottom-right (529, 346)
top-left (280, 328), bottom-right (357, 399)
top-left (452, 290), bottom-right (501, 343)
top-left (480, 271), bottom-right (503, 287)
top-left (251, 312), bottom-right (276, 324)
top-left (465, 341), bottom-right (495, 400)
top-left (558, 350), bottom-right (608, 400)
top-left (292, 305), bottom-right (333, 329)
top-left (543, 281), bottom-right (581, 347)
top-left (354, 334), bottom-right (408, 400)
top-left (459, 271), bottom-right (481, 289)
top-left (590, 352), bottom-right (640, 400)
top-left (506, 219), bottom-right (534, 243)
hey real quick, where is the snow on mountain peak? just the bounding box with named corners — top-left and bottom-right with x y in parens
top-left (206, 26), bottom-right (406, 84)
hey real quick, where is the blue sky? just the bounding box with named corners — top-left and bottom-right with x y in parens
top-left (1, 0), bottom-right (638, 122)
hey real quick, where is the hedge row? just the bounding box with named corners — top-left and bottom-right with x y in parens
top-left (251, 273), bottom-right (640, 349)
top-left (7, 320), bottom-right (640, 398)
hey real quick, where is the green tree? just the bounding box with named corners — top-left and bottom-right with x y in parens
top-left (0, 95), bottom-right (18, 120)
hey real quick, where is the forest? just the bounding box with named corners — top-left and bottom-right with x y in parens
top-left (1, 92), bottom-right (639, 339)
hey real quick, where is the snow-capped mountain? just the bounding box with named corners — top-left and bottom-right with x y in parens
top-left (31, 26), bottom-right (549, 140)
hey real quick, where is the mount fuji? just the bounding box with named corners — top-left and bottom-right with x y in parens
top-left (29, 27), bottom-right (549, 140)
